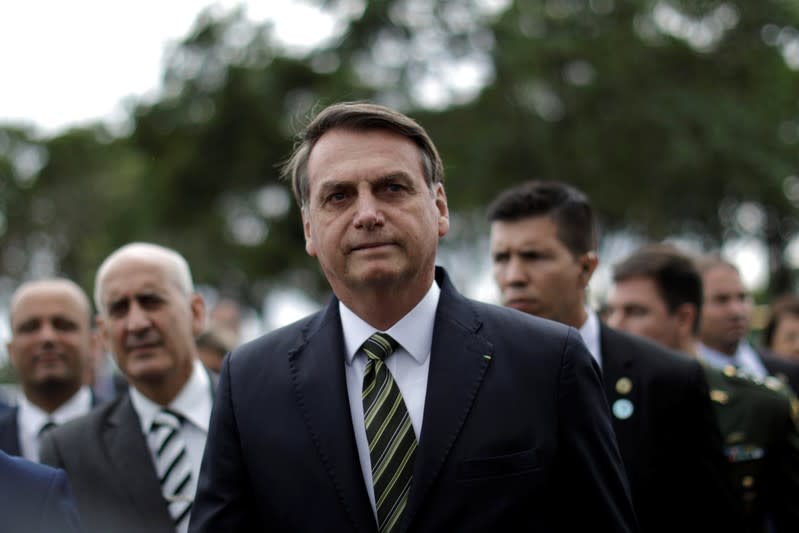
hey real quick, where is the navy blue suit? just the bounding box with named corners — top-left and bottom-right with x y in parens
top-left (0, 449), bottom-right (84, 532)
top-left (190, 268), bottom-right (638, 532)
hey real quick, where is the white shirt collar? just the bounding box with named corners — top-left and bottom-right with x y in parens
top-left (17, 386), bottom-right (92, 443)
top-left (129, 359), bottom-right (212, 434)
top-left (578, 308), bottom-right (602, 367)
top-left (340, 280), bottom-right (441, 365)
top-left (697, 340), bottom-right (768, 379)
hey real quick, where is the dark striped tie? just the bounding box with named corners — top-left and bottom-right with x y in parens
top-left (362, 332), bottom-right (417, 533)
top-left (148, 408), bottom-right (193, 533)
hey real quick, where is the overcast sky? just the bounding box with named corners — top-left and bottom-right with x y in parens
top-left (0, 0), bottom-right (337, 135)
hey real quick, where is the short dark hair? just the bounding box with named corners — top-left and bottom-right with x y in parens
top-left (612, 244), bottom-right (703, 332)
top-left (282, 101), bottom-right (444, 208)
top-left (486, 180), bottom-right (597, 256)
top-left (763, 293), bottom-right (799, 348)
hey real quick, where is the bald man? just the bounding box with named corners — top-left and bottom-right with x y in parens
top-left (0, 279), bottom-right (101, 462)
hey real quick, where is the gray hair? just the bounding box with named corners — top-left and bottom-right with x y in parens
top-left (94, 242), bottom-right (194, 313)
top-left (281, 101), bottom-right (445, 209)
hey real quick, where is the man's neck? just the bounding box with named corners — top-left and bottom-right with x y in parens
top-left (23, 382), bottom-right (81, 414)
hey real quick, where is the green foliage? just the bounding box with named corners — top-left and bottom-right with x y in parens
top-left (1, 0), bottom-right (798, 306)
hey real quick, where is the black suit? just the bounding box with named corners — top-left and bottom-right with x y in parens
top-left (0, 449), bottom-right (84, 533)
top-left (40, 370), bottom-right (217, 533)
top-left (599, 325), bottom-right (742, 533)
top-left (190, 268), bottom-right (637, 532)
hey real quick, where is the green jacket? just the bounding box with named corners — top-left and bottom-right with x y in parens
top-left (703, 364), bottom-right (799, 533)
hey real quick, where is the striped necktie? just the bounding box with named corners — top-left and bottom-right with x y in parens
top-left (148, 408), bottom-right (193, 533)
top-left (362, 332), bottom-right (417, 533)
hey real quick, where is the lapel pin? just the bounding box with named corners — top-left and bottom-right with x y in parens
top-left (482, 355), bottom-right (492, 360)
top-left (612, 398), bottom-right (634, 420)
top-left (615, 377), bottom-right (632, 395)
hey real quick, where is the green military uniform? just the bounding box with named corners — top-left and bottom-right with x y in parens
top-left (703, 364), bottom-right (799, 533)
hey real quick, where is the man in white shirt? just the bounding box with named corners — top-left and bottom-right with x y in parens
top-left (0, 279), bottom-right (98, 461)
top-left (40, 242), bottom-right (214, 533)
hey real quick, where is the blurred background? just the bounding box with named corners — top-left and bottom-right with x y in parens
top-left (1, 0), bottom-right (798, 380)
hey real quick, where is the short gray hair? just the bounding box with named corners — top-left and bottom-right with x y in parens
top-left (282, 101), bottom-right (445, 209)
top-left (94, 242), bottom-right (194, 313)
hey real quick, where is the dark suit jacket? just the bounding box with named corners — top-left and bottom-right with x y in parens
top-left (0, 449), bottom-right (84, 533)
top-left (190, 268), bottom-right (638, 532)
top-left (758, 347), bottom-right (799, 396)
top-left (40, 370), bottom-right (217, 533)
top-left (0, 390), bottom-right (105, 457)
top-left (600, 325), bottom-right (743, 533)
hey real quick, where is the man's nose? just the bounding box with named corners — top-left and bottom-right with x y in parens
top-left (505, 255), bottom-right (528, 284)
top-left (353, 193), bottom-right (385, 229)
top-left (125, 302), bottom-right (152, 332)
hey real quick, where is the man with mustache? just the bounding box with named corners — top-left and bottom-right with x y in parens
top-left (0, 279), bottom-right (100, 462)
top-left (41, 243), bottom-right (215, 533)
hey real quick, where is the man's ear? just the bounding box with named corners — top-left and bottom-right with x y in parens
top-left (578, 252), bottom-right (599, 288)
top-left (675, 303), bottom-right (698, 336)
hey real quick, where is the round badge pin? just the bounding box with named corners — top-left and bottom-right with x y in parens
top-left (615, 377), bottom-right (632, 395)
top-left (612, 398), bottom-right (634, 420)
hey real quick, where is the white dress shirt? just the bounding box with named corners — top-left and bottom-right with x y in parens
top-left (17, 385), bottom-right (93, 462)
top-left (130, 358), bottom-right (213, 502)
top-left (342, 280), bottom-right (440, 517)
top-left (696, 340), bottom-right (768, 379)
top-left (578, 308), bottom-right (603, 368)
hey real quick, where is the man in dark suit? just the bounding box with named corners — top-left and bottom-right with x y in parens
top-left (190, 102), bottom-right (637, 532)
top-left (487, 181), bottom-right (740, 533)
top-left (607, 243), bottom-right (799, 532)
top-left (1, 449), bottom-right (84, 532)
top-left (0, 279), bottom-right (101, 461)
top-left (697, 255), bottom-right (799, 394)
top-left (41, 243), bottom-right (215, 533)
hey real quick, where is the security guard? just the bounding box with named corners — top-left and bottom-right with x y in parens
top-left (607, 243), bottom-right (799, 532)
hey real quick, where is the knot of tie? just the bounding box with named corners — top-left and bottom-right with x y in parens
top-left (150, 408), bottom-right (183, 432)
top-left (38, 419), bottom-right (56, 438)
top-left (362, 332), bottom-right (399, 363)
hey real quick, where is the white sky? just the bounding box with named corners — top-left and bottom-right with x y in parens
top-left (0, 0), bottom-right (339, 135)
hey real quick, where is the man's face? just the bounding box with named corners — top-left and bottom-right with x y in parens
top-left (606, 277), bottom-right (683, 350)
top-left (490, 215), bottom-right (590, 327)
top-left (771, 313), bottom-right (799, 360)
top-left (302, 128), bottom-right (449, 300)
top-left (7, 282), bottom-right (91, 392)
top-left (699, 265), bottom-right (751, 354)
top-left (97, 257), bottom-right (204, 390)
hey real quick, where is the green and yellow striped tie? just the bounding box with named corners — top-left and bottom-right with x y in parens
top-left (362, 332), bottom-right (417, 533)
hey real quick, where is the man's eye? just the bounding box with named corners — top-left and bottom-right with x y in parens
top-left (492, 253), bottom-right (508, 263)
top-left (138, 295), bottom-right (164, 310)
top-left (107, 300), bottom-right (129, 317)
top-left (16, 320), bottom-right (40, 334)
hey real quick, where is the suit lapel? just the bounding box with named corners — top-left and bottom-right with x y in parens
top-left (288, 301), bottom-right (376, 533)
top-left (402, 269), bottom-right (493, 530)
top-left (104, 396), bottom-right (173, 528)
top-left (0, 407), bottom-right (21, 456)
top-left (599, 325), bottom-right (641, 473)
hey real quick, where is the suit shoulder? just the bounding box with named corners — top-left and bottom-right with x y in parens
top-left (468, 298), bottom-right (573, 338)
top-left (0, 449), bottom-right (60, 487)
top-left (230, 310), bottom-right (322, 367)
top-left (48, 396), bottom-right (123, 443)
top-left (602, 326), bottom-right (703, 377)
